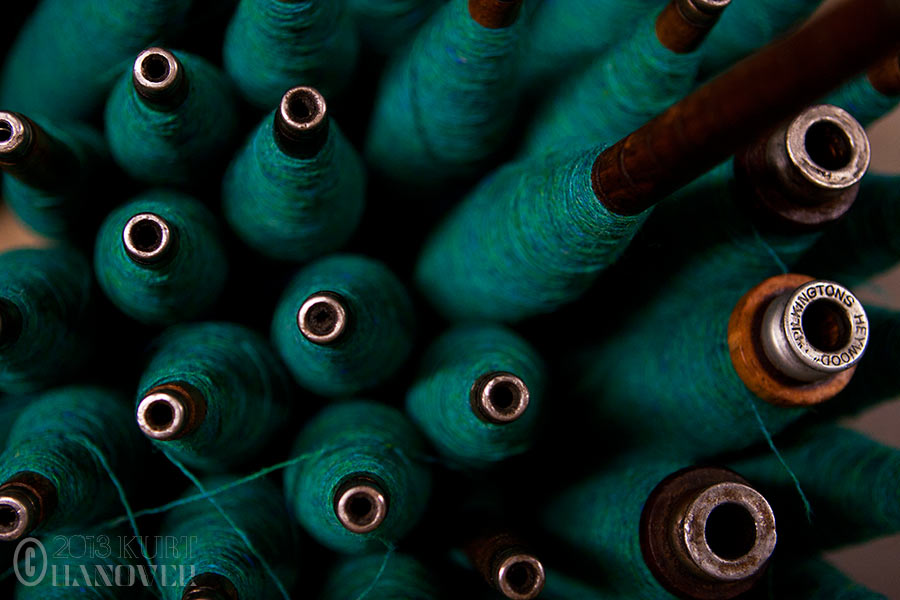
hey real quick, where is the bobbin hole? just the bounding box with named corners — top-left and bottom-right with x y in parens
top-left (0, 121), bottom-right (12, 143)
top-left (504, 561), bottom-right (540, 595)
top-left (802, 299), bottom-right (852, 353)
top-left (804, 120), bottom-right (853, 171)
top-left (142, 53), bottom-right (171, 83)
top-left (144, 400), bottom-right (176, 432)
top-left (488, 381), bottom-right (519, 415)
top-left (306, 302), bottom-right (338, 337)
top-left (704, 502), bottom-right (757, 560)
top-left (287, 93), bottom-right (316, 124)
top-left (0, 506), bottom-right (18, 533)
top-left (346, 492), bottom-right (377, 528)
top-left (129, 218), bottom-right (164, 253)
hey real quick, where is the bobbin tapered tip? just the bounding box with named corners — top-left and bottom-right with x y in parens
top-left (137, 383), bottom-right (207, 441)
top-left (495, 553), bottom-right (546, 600)
top-left (868, 52), bottom-right (900, 96)
top-left (333, 476), bottom-right (389, 534)
top-left (656, 0), bottom-right (730, 54)
top-left (182, 573), bottom-right (239, 600)
top-left (0, 112), bottom-right (32, 164)
top-left (0, 299), bottom-right (23, 348)
top-left (133, 48), bottom-right (187, 109)
top-left (123, 213), bottom-right (176, 266)
top-left (470, 372), bottom-right (530, 425)
top-left (297, 291), bottom-right (348, 345)
top-left (468, 0), bottom-right (523, 29)
top-left (0, 488), bottom-right (40, 541)
top-left (274, 86), bottom-right (329, 159)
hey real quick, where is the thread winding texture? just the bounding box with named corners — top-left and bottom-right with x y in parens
top-left (272, 254), bottom-right (415, 396)
top-left (734, 425), bottom-right (900, 550)
top-left (825, 75), bottom-right (900, 127)
top-left (0, 247), bottom-right (95, 394)
top-left (105, 50), bottom-right (238, 186)
top-left (520, 10), bottom-right (706, 158)
top-left (138, 322), bottom-right (291, 471)
top-left (406, 325), bottom-right (545, 468)
top-left (2, 119), bottom-right (109, 240)
top-left (222, 112), bottom-right (365, 262)
top-left (0, 0), bottom-right (191, 120)
top-left (0, 386), bottom-right (143, 535)
top-left (160, 476), bottom-right (297, 600)
top-left (365, 0), bottom-right (523, 186)
top-left (95, 190), bottom-right (228, 326)
top-left (347, 0), bottom-right (442, 52)
top-left (321, 553), bottom-right (440, 599)
top-left (769, 558), bottom-right (887, 600)
top-left (223, 0), bottom-right (358, 109)
top-left (414, 147), bottom-right (648, 321)
top-left (284, 401), bottom-right (432, 553)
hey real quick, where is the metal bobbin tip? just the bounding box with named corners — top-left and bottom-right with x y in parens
top-left (0, 487), bottom-right (41, 542)
top-left (0, 111), bottom-right (32, 163)
top-left (123, 213), bottom-right (175, 266)
top-left (495, 552), bottom-right (546, 600)
top-left (182, 573), bottom-right (239, 600)
top-left (681, 482), bottom-right (777, 582)
top-left (471, 372), bottom-right (530, 425)
top-left (678, 0), bottom-right (731, 23)
top-left (133, 47), bottom-right (187, 109)
top-left (761, 279), bottom-right (869, 382)
top-left (333, 476), bottom-right (389, 534)
top-left (136, 383), bottom-right (206, 441)
top-left (297, 291), bottom-right (348, 345)
top-left (274, 86), bottom-right (329, 158)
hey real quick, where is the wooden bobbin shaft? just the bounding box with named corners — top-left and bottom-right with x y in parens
top-left (468, 0), bottom-right (523, 29)
top-left (656, 0), bottom-right (730, 55)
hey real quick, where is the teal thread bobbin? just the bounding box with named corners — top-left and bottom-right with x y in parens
top-left (223, 87), bottom-right (365, 262)
top-left (0, 386), bottom-right (144, 542)
top-left (223, 0), bottom-right (358, 109)
top-left (0, 112), bottom-right (109, 240)
top-left (0, 0), bottom-right (191, 120)
top-left (321, 553), bottom-right (441, 599)
top-left (95, 190), bottom-right (228, 326)
top-left (347, 0), bottom-right (442, 52)
top-left (105, 47), bottom-right (238, 187)
top-left (0, 247), bottom-right (95, 394)
top-left (284, 401), bottom-right (432, 553)
top-left (136, 322), bottom-right (291, 472)
top-left (414, 146), bottom-right (648, 322)
top-left (406, 325), bottom-right (545, 468)
top-left (365, 0), bottom-right (525, 187)
top-left (272, 254), bottom-right (415, 397)
top-left (770, 558), bottom-right (887, 600)
top-left (160, 476), bottom-right (298, 600)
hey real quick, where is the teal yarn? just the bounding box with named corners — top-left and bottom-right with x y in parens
top-left (138, 322), bottom-right (291, 471)
top-left (94, 190), bottom-right (228, 326)
top-left (321, 553), bottom-right (441, 599)
top-left (272, 254), bottom-right (414, 396)
top-left (0, 0), bottom-right (191, 120)
top-left (520, 9), bottom-right (707, 159)
top-left (405, 325), bottom-right (545, 468)
top-left (2, 119), bottom-right (109, 240)
top-left (160, 476), bottom-right (297, 600)
top-left (284, 401), bottom-right (432, 553)
top-left (700, 0), bottom-right (819, 77)
top-left (825, 75), bottom-right (900, 127)
top-left (347, 0), bottom-right (442, 52)
top-left (365, 0), bottom-right (524, 187)
top-left (0, 247), bottom-right (95, 394)
top-left (795, 174), bottom-right (900, 287)
top-left (414, 147), bottom-right (648, 321)
top-left (733, 425), bottom-right (900, 550)
top-left (0, 386), bottom-right (143, 536)
top-left (223, 0), bottom-right (358, 109)
top-left (222, 110), bottom-right (365, 262)
top-left (105, 50), bottom-right (238, 187)
top-left (769, 558), bottom-right (887, 600)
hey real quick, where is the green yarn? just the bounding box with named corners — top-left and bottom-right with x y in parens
top-left (700, 0), bottom-right (819, 78)
top-left (414, 146), bottom-right (648, 321)
top-left (0, 247), bottom-right (95, 394)
top-left (138, 322), bottom-right (291, 471)
top-left (222, 111), bottom-right (365, 262)
top-left (2, 119), bottom-right (109, 241)
top-left (160, 476), bottom-right (297, 600)
top-left (365, 0), bottom-right (523, 187)
top-left (321, 553), bottom-right (441, 599)
top-left (0, 0), bottom-right (191, 120)
top-left (272, 254), bottom-right (415, 397)
top-left (94, 190), bottom-right (228, 326)
top-left (520, 8), bottom-right (707, 158)
top-left (825, 75), bottom-right (900, 127)
top-left (733, 425), bottom-right (900, 550)
top-left (223, 0), bottom-right (358, 109)
top-left (347, 0), bottom-right (442, 52)
top-left (795, 174), bottom-right (900, 287)
top-left (284, 401), bottom-right (432, 553)
top-left (105, 49), bottom-right (238, 187)
top-left (0, 386), bottom-right (144, 536)
top-left (769, 558), bottom-right (887, 600)
top-left (406, 324), bottom-right (545, 468)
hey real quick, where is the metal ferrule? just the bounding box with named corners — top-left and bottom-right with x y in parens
top-left (470, 372), bottom-right (530, 425)
top-left (0, 111), bottom-right (77, 190)
top-left (0, 472), bottom-right (57, 542)
top-left (297, 291), bottom-right (348, 345)
top-left (273, 86), bottom-right (329, 159)
top-left (136, 382), bottom-right (207, 441)
top-left (492, 548), bottom-right (546, 600)
top-left (122, 212), bottom-right (178, 267)
top-left (333, 474), bottom-right (389, 534)
top-left (132, 48), bottom-right (188, 110)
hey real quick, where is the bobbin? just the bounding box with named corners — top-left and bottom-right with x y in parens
top-left (640, 466), bottom-right (776, 599)
top-left (470, 372), bottom-right (530, 425)
top-left (122, 212), bottom-right (177, 266)
top-left (274, 86), bottom-right (329, 159)
top-left (0, 111), bottom-right (32, 163)
top-left (136, 382), bottom-right (207, 441)
top-left (468, 0), bottom-right (523, 30)
top-left (656, 0), bottom-right (730, 54)
top-left (297, 291), bottom-right (349, 345)
top-left (0, 472), bottom-right (57, 542)
top-left (0, 111), bottom-right (77, 190)
top-left (868, 52), bottom-right (900, 96)
top-left (0, 299), bottom-right (23, 348)
top-left (182, 572), bottom-right (239, 600)
top-left (132, 47), bottom-right (188, 109)
top-left (465, 531), bottom-right (545, 600)
top-left (333, 474), bottom-right (389, 534)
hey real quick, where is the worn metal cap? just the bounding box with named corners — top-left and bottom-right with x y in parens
top-left (0, 473), bottom-right (57, 542)
top-left (122, 213), bottom-right (177, 266)
top-left (0, 112), bottom-right (32, 163)
top-left (333, 475), bottom-right (389, 534)
top-left (274, 86), bottom-right (329, 159)
top-left (297, 291), bottom-right (348, 345)
top-left (495, 551), bottom-right (546, 600)
top-left (470, 372), bottom-right (530, 425)
top-left (133, 47), bottom-right (187, 109)
top-left (137, 382), bottom-right (207, 441)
